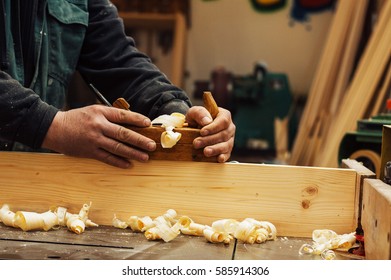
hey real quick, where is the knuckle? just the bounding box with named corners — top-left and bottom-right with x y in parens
top-left (113, 142), bottom-right (123, 154)
top-left (90, 104), bottom-right (105, 115)
top-left (101, 153), bottom-right (118, 167)
top-left (196, 106), bottom-right (205, 115)
top-left (189, 106), bottom-right (204, 120)
top-left (231, 123), bottom-right (236, 133)
top-left (216, 129), bottom-right (231, 143)
top-left (222, 130), bottom-right (231, 142)
top-left (221, 115), bottom-right (230, 126)
top-left (134, 135), bottom-right (146, 147)
top-left (117, 110), bottom-right (128, 122)
top-left (116, 126), bottom-right (130, 141)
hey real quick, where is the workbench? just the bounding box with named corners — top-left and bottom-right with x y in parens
top-left (0, 224), bottom-right (358, 260)
top-left (0, 152), bottom-right (390, 260)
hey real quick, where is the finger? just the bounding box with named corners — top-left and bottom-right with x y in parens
top-left (103, 106), bottom-right (151, 127)
top-left (102, 123), bottom-right (156, 152)
top-left (101, 136), bottom-right (151, 161)
top-left (200, 108), bottom-right (232, 136)
top-left (194, 125), bottom-right (235, 149)
top-left (217, 153), bottom-right (231, 163)
top-left (186, 106), bottom-right (213, 128)
top-left (93, 148), bottom-right (132, 169)
top-left (203, 137), bottom-right (234, 158)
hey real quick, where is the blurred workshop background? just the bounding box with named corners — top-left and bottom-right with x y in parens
top-left (108, 0), bottom-right (391, 177)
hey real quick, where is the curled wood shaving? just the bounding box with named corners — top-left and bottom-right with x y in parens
top-left (0, 203), bottom-right (98, 234)
top-left (113, 210), bottom-right (277, 245)
top-left (151, 113), bottom-right (186, 148)
top-left (298, 229), bottom-right (356, 260)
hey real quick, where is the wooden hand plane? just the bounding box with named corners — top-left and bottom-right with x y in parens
top-left (114, 91), bottom-right (219, 162)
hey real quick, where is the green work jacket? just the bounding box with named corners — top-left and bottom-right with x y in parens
top-left (0, 0), bottom-right (191, 151)
top-left (5, 0), bottom-right (88, 109)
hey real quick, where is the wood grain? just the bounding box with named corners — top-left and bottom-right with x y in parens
top-left (0, 152), bottom-right (358, 237)
top-left (341, 159), bottom-right (376, 235)
top-left (361, 179), bottom-right (391, 259)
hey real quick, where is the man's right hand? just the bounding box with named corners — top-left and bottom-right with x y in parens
top-left (42, 105), bottom-right (156, 168)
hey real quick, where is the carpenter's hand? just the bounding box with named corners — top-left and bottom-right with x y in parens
top-left (42, 105), bottom-right (156, 168)
top-left (186, 106), bottom-right (235, 162)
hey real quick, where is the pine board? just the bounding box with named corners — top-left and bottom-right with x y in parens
top-left (0, 152), bottom-right (358, 237)
top-left (361, 179), bottom-right (391, 260)
top-left (341, 159), bottom-right (376, 234)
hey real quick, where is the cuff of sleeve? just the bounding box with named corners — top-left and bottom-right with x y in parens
top-left (154, 99), bottom-right (190, 118)
top-left (15, 100), bottom-right (59, 149)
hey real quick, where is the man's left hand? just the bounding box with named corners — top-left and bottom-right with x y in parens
top-left (186, 106), bottom-right (236, 162)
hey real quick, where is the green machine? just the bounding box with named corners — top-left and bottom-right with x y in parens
top-left (231, 64), bottom-right (297, 153)
top-left (339, 113), bottom-right (391, 176)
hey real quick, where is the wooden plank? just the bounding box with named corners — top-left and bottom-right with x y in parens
top-left (341, 159), bottom-right (376, 177)
top-left (315, 2), bottom-right (391, 168)
top-left (274, 117), bottom-right (289, 162)
top-left (171, 12), bottom-right (187, 87)
top-left (361, 179), bottom-right (391, 259)
top-left (290, 0), bottom-right (357, 166)
top-left (0, 152), bottom-right (358, 238)
top-left (329, 0), bottom-right (369, 116)
top-left (341, 159), bottom-right (376, 234)
top-left (369, 59), bottom-right (391, 116)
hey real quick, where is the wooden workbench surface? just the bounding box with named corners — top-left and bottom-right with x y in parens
top-left (0, 224), bottom-right (359, 260)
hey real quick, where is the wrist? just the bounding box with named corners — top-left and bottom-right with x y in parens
top-left (41, 111), bottom-right (64, 151)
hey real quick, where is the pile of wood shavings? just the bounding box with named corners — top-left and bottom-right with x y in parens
top-left (0, 203), bottom-right (98, 234)
top-left (299, 229), bottom-right (356, 260)
top-left (112, 209), bottom-right (277, 244)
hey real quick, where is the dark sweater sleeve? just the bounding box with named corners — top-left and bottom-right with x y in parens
top-left (0, 71), bottom-right (58, 148)
top-left (77, 0), bottom-right (191, 119)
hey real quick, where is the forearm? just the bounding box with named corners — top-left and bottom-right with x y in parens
top-left (0, 71), bottom-right (58, 148)
top-left (78, 0), bottom-right (191, 119)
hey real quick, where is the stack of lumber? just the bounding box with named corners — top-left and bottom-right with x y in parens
top-left (290, 0), bottom-right (391, 168)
